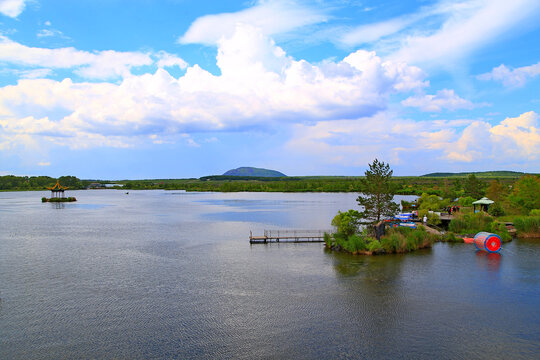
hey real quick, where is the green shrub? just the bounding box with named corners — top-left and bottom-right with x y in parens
top-left (344, 234), bottom-right (368, 252)
top-left (510, 175), bottom-right (540, 213)
top-left (448, 212), bottom-right (512, 241)
top-left (530, 209), bottom-right (540, 216)
top-left (379, 227), bottom-right (434, 253)
top-left (449, 212), bottom-right (493, 234)
top-left (417, 193), bottom-right (450, 211)
top-left (367, 239), bottom-right (383, 252)
top-left (381, 233), bottom-right (401, 252)
top-left (331, 210), bottom-right (362, 237)
top-left (333, 232), bottom-right (347, 250)
top-left (327, 223), bottom-right (435, 255)
top-left (405, 230), bottom-right (422, 251)
top-left (458, 196), bottom-right (475, 207)
top-left (442, 232), bottom-right (463, 243)
top-left (428, 212), bottom-right (441, 226)
top-left (489, 221), bottom-right (512, 242)
top-left (488, 202), bottom-right (505, 217)
top-left (513, 216), bottom-right (540, 234)
top-left (324, 232), bottom-right (333, 247)
top-left (418, 210), bottom-right (441, 225)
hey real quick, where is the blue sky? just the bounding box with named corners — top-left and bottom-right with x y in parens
top-left (1, 0), bottom-right (539, 179)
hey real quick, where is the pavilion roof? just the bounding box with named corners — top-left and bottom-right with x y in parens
top-left (472, 197), bottom-right (494, 205)
top-left (47, 180), bottom-right (68, 191)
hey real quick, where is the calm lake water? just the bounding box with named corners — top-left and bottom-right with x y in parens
top-left (0, 190), bottom-right (539, 359)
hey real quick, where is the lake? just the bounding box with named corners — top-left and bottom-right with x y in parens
top-left (0, 190), bottom-right (538, 359)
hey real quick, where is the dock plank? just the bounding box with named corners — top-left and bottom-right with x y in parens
top-left (249, 229), bottom-right (331, 244)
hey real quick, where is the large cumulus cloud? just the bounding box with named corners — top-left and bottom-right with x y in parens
top-left (286, 111), bottom-right (540, 169)
top-left (0, 24), bottom-right (427, 149)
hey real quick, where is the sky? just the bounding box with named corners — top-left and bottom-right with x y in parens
top-left (0, 0), bottom-right (539, 179)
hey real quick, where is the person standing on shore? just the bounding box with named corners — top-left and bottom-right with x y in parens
top-left (423, 215), bottom-right (427, 224)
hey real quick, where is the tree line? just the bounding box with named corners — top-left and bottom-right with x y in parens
top-left (0, 175), bottom-right (86, 191)
top-left (1, 173), bottom-right (530, 200)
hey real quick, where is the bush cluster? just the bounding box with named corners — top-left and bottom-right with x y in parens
top-left (448, 212), bottom-right (511, 241)
top-left (440, 232), bottom-right (464, 243)
top-left (513, 216), bottom-right (540, 234)
top-left (417, 209), bottom-right (441, 225)
top-left (325, 230), bottom-right (373, 253)
top-left (325, 226), bottom-right (436, 255)
top-left (488, 202), bottom-right (505, 216)
top-left (42, 197), bottom-right (77, 202)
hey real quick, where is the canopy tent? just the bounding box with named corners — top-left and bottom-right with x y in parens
top-left (472, 197), bottom-right (494, 213)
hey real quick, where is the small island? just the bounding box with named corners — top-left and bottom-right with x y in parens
top-left (42, 180), bottom-right (77, 203)
top-left (324, 159), bottom-right (439, 255)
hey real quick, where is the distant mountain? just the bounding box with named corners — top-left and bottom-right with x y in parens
top-left (421, 171), bottom-right (525, 178)
top-left (223, 167), bottom-right (286, 177)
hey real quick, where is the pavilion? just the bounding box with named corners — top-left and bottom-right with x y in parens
top-left (47, 180), bottom-right (68, 198)
top-left (473, 197), bottom-right (494, 213)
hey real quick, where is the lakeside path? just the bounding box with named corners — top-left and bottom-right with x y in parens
top-left (424, 224), bottom-right (442, 236)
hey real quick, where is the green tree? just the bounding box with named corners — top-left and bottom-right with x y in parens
top-left (442, 179), bottom-right (457, 200)
top-left (357, 159), bottom-right (400, 222)
top-left (418, 193), bottom-right (450, 211)
top-left (463, 174), bottom-right (485, 198)
top-left (331, 210), bottom-right (362, 237)
top-left (58, 175), bottom-right (83, 189)
top-left (485, 179), bottom-right (508, 202)
top-left (510, 175), bottom-right (540, 213)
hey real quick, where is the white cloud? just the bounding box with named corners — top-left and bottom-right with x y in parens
top-left (341, 0), bottom-right (540, 67)
top-left (0, 0), bottom-right (26, 18)
top-left (490, 111), bottom-right (540, 158)
top-left (0, 36), bottom-right (153, 79)
top-left (181, 134), bottom-right (200, 147)
top-left (285, 111), bottom-right (540, 169)
top-left (0, 36), bottom-right (189, 80)
top-left (37, 29), bottom-right (55, 38)
top-left (179, 0), bottom-right (328, 45)
top-left (401, 89), bottom-right (476, 112)
top-left (341, 17), bottom-right (414, 45)
top-left (420, 112), bottom-right (540, 163)
top-left (0, 25), bottom-right (426, 150)
top-left (389, 0), bottom-right (540, 66)
top-left (477, 62), bottom-right (540, 87)
top-left (37, 28), bottom-right (69, 40)
top-left (155, 51), bottom-right (188, 69)
top-left (16, 68), bottom-right (53, 79)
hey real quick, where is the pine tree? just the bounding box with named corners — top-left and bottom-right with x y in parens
top-left (463, 174), bottom-right (485, 198)
top-left (357, 159), bottom-right (399, 222)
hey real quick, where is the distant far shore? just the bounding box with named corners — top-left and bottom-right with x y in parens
top-left (1, 171), bottom-right (533, 196)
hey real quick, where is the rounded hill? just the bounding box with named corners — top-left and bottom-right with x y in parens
top-left (223, 167), bottom-right (286, 177)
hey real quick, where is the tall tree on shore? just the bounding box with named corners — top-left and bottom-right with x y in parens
top-left (357, 159), bottom-right (399, 222)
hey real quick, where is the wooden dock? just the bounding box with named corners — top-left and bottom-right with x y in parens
top-left (249, 229), bottom-right (331, 244)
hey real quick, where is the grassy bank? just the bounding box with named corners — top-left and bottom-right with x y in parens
top-left (512, 216), bottom-right (540, 237)
top-left (448, 212), bottom-right (512, 242)
top-left (325, 226), bottom-right (438, 255)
